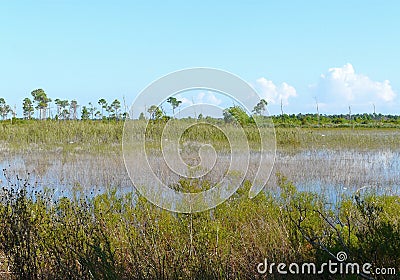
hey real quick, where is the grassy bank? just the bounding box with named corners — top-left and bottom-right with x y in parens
top-left (1, 120), bottom-right (400, 153)
top-left (0, 120), bottom-right (124, 154)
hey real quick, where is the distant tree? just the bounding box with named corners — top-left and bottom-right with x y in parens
top-left (88, 102), bottom-right (96, 120)
top-left (81, 106), bottom-right (90, 120)
top-left (138, 112), bottom-right (146, 120)
top-left (60, 100), bottom-right (70, 120)
top-left (70, 100), bottom-right (78, 120)
top-left (106, 105), bottom-right (113, 119)
top-left (31, 89), bottom-right (51, 120)
top-left (55, 99), bottom-right (70, 120)
top-left (223, 105), bottom-right (253, 126)
top-left (0, 98), bottom-right (11, 120)
top-left (22, 98), bottom-right (34, 120)
top-left (110, 99), bottom-right (121, 120)
top-left (95, 110), bottom-right (101, 119)
top-left (147, 105), bottom-right (163, 120)
top-left (252, 99), bottom-right (268, 115)
top-left (11, 105), bottom-right (16, 119)
top-left (54, 98), bottom-right (62, 119)
top-left (98, 99), bottom-right (107, 119)
top-left (166, 97), bottom-right (182, 117)
top-left (122, 112), bottom-right (129, 120)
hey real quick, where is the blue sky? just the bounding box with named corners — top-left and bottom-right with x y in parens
top-left (1, 0), bottom-right (399, 116)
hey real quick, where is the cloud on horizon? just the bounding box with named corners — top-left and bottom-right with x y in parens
top-left (177, 91), bottom-right (223, 107)
top-left (173, 64), bottom-right (397, 115)
top-left (253, 78), bottom-right (297, 106)
top-left (310, 63), bottom-right (397, 112)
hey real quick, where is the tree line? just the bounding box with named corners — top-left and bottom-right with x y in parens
top-left (1, 89), bottom-right (399, 126)
top-left (1, 89), bottom-right (126, 121)
top-left (1, 91), bottom-right (267, 122)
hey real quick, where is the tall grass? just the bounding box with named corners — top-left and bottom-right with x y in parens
top-left (0, 174), bottom-right (399, 279)
top-left (1, 120), bottom-right (399, 153)
top-left (0, 120), bottom-right (123, 153)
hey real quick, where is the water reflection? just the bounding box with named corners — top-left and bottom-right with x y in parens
top-left (1, 148), bottom-right (399, 202)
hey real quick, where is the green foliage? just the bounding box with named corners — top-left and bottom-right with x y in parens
top-left (31, 89), bottom-right (51, 120)
top-left (252, 99), bottom-right (268, 115)
top-left (55, 98), bottom-right (70, 120)
top-left (22, 98), bottom-right (34, 120)
top-left (147, 105), bottom-right (164, 120)
top-left (0, 98), bottom-right (12, 120)
top-left (166, 96), bottom-right (182, 116)
top-left (81, 106), bottom-right (90, 120)
top-left (337, 194), bottom-right (400, 269)
top-left (276, 175), bottom-right (400, 276)
top-left (0, 172), bottom-right (398, 279)
top-left (98, 98), bottom-right (107, 119)
top-left (272, 113), bottom-right (400, 128)
top-left (223, 105), bottom-right (254, 126)
top-left (109, 99), bottom-right (121, 120)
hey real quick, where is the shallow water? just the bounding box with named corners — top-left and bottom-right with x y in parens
top-left (1, 148), bottom-right (399, 202)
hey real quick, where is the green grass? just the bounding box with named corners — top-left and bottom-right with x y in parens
top-left (0, 119), bottom-right (123, 154)
top-left (0, 175), bottom-right (399, 279)
top-left (2, 120), bottom-right (400, 153)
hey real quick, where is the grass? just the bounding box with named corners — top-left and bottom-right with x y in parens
top-left (0, 119), bottom-right (123, 154)
top-left (275, 127), bottom-right (400, 151)
top-left (1, 119), bottom-right (400, 152)
top-left (0, 174), bottom-right (399, 279)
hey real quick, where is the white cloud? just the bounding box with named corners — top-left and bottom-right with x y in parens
top-left (177, 96), bottom-right (192, 106)
top-left (312, 63), bottom-right (397, 104)
top-left (176, 91), bottom-right (222, 106)
top-left (205, 92), bottom-right (222, 105)
top-left (254, 78), bottom-right (297, 106)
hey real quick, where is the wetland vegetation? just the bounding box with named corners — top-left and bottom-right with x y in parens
top-left (0, 117), bottom-right (399, 279)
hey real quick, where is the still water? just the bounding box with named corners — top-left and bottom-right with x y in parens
top-left (1, 148), bottom-right (399, 202)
